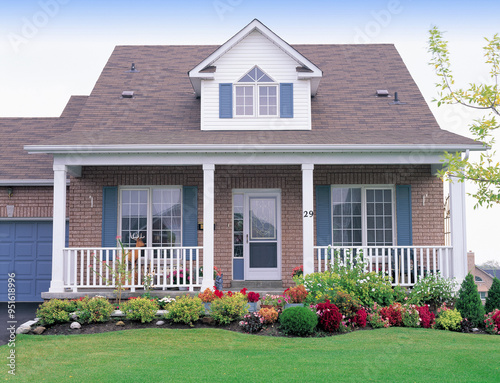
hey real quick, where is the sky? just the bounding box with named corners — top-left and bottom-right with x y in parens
top-left (0, 0), bottom-right (499, 265)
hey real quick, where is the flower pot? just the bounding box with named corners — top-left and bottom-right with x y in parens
top-left (248, 302), bottom-right (258, 312)
top-left (203, 302), bottom-right (211, 314)
top-left (178, 286), bottom-right (188, 291)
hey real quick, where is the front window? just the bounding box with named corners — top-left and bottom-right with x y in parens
top-left (235, 66), bottom-right (278, 117)
top-left (332, 186), bottom-right (394, 247)
top-left (120, 187), bottom-right (182, 247)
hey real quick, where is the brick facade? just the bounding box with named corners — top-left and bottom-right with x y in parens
top-left (67, 164), bottom-right (443, 288)
top-left (0, 186), bottom-right (68, 218)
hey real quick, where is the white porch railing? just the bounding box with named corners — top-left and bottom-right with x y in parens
top-left (63, 246), bottom-right (203, 292)
top-left (313, 246), bottom-right (453, 287)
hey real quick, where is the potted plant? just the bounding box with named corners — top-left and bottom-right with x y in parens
top-left (198, 288), bottom-right (218, 313)
top-left (260, 294), bottom-right (286, 311)
top-left (245, 290), bottom-right (260, 312)
top-left (284, 285), bottom-right (308, 308)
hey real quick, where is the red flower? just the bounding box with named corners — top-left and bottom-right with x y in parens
top-left (247, 292), bottom-right (260, 303)
top-left (240, 288), bottom-right (248, 295)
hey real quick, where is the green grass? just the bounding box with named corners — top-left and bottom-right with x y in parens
top-left (1, 328), bottom-right (499, 382)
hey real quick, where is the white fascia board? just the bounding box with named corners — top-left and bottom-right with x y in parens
top-left (26, 143), bottom-right (485, 155)
top-left (0, 179), bottom-right (69, 186)
top-left (188, 19), bottom-right (322, 96)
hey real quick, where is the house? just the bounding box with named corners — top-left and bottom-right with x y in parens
top-left (467, 251), bottom-right (498, 302)
top-left (1, 19), bottom-right (484, 301)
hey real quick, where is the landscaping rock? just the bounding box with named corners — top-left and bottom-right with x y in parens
top-left (70, 322), bottom-right (81, 329)
top-left (71, 313), bottom-right (78, 321)
top-left (16, 326), bottom-right (30, 335)
top-left (32, 326), bottom-right (46, 335)
top-left (116, 321), bottom-right (125, 326)
top-left (156, 320), bottom-right (165, 326)
top-left (473, 328), bottom-right (479, 332)
top-left (202, 317), bottom-right (214, 325)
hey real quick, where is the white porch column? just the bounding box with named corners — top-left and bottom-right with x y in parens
top-left (302, 164), bottom-right (315, 276)
top-left (49, 165), bottom-right (67, 293)
top-left (201, 164), bottom-right (215, 290)
top-left (449, 176), bottom-right (467, 284)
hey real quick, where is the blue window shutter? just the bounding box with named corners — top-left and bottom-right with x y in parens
top-left (219, 83), bottom-right (233, 118)
top-left (280, 83), bottom-right (293, 118)
top-left (396, 185), bottom-right (412, 246)
top-left (316, 185), bottom-right (332, 247)
top-left (102, 186), bottom-right (118, 247)
top-left (182, 186), bottom-right (198, 247)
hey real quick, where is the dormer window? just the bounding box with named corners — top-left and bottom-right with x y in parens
top-left (219, 67), bottom-right (293, 120)
top-left (235, 66), bottom-right (278, 117)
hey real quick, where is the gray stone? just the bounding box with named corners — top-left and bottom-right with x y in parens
top-left (156, 320), bottom-right (165, 326)
top-left (16, 326), bottom-right (30, 335)
top-left (32, 326), bottom-right (46, 335)
top-left (70, 322), bottom-right (81, 329)
top-left (71, 313), bottom-right (78, 321)
top-left (116, 321), bottom-right (125, 326)
top-left (473, 328), bottom-right (479, 332)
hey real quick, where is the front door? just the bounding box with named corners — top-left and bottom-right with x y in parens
top-left (236, 191), bottom-right (281, 280)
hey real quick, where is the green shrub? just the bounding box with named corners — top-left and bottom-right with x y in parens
top-left (435, 308), bottom-right (462, 331)
top-left (456, 273), bottom-right (485, 327)
top-left (279, 306), bottom-right (318, 336)
top-left (409, 273), bottom-right (457, 307)
top-left (121, 297), bottom-right (159, 323)
top-left (402, 305), bottom-right (421, 328)
top-left (485, 277), bottom-right (500, 314)
top-left (36, 299), bottom-right (77, 326)
top-left (76, 296), bottom-right (114, 324)
top-left (393, 285), bottom-right (409, 304)
top-left (165, 295), bottom-right (204, 326)
top-left (299, 270), bottom-right (340, 305)
top-left (210, 292), bottom-right (248, 325)
top-left (328, 290), bottom-right (361, 321)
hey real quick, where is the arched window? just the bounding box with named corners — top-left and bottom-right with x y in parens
top-left (234, 66), bottom-right (278, 117)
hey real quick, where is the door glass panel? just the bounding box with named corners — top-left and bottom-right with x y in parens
top-left (366, 189), bottom-right (393, 246)
top-left (250, 197), bottom-right (276, 240)
top-left (233, 194), bottom-right (244, 258)
top-left (250, 243), bottom-right (277, 268)
top-left (121, 189), bottom-right (148, 246)
top-left (151, 189), bottom-right (181, 247)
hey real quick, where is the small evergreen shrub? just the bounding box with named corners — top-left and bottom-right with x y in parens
top-left (279, 306), bottom-right (318, 336)
top-left (36, 299), bottom-right (77, 326)
top-left (210, 292), bottom-right (248, 325)
top-left (258, 307), bottom-right (279, 324)
top-left (484, 309), bottom-right (500, 335)
top-left (485, 277), bottom-right (500, 314)
top-left (121, 297), bottom-right (159, 323)
top-left (456, 273), bottom-right (485, 328)
top-left (409, 273), bottom-right (457, 307)
top-left (76, 296), bottom-right (114, 323)
top-left (435, 308), bottom-right (462, 331)
top-left (416, 305), bottom-right (435, 329)
top-left (239, 312), bottom-right (264, 333)
top-left (315, 300), bottom-right (343, 333)
top-left (165, 295), bottom-right (204, 326)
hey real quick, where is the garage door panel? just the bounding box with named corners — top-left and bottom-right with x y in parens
top-left (36, 242), bottom-right (52, 258)
top-left (36, 260), bottom-right (52, 277)
top-left (36, 280), bottom-right (50, 296)
top-left (37, 223), bottom-right (53, 240)
top-left (15, 223), bottom-right (36, 240)
top-left (14, 261), bottom-right (33, 276)
top-left (15, 280), bottom-right (34, 296)
top-left (15, 243), bottom-right (35, 259)
top-left (0, 222), bottom-right (13, 239)
top-left (0, 243), bottom-right (13, 258)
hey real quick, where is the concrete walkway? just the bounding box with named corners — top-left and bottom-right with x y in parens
top-left (0, 302), bottom-right (40, 346)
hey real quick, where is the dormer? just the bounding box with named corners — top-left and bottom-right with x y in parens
top-left (189, 19), bottom-right (322, 131)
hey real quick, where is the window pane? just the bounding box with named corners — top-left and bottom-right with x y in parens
top-left (332, 187), bottom-right (361, 246)
top-left (121, 189), bottom-right (148, 247)
top-left (365, 189), bottom-right (393, 246)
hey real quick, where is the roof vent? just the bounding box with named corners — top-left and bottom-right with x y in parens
top-left (121, 91), bottom-right (134, 98)
top-left (389, 92), bottom-right (406, 105)
top-left (376, 89), bottom-right (389, 97)
top-left (126, 63), bottom-right (140, 73)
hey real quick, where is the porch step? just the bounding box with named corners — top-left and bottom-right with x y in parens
top-left (230, 280), bottom-right (283, 289)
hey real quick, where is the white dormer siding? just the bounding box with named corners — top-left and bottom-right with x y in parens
top-left (200, 30), bottom-right (311, 131)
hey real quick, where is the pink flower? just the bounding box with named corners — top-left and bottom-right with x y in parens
top-left (116, 235), bottom-right (122, 240)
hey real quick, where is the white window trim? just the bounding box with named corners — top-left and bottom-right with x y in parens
top-left (118, 185), bottom-right (183, 248)
top-left (331, 184), bottom-right (397, 247)
top-left (234, 83), bottom-right (279, 118)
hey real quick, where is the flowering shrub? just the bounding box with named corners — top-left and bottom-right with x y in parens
top-left (291, 265), bottom-right (304, 279)
top-left (402, 305), bottom-right (421, 328)
top-left (76, 296), bottom-right (114, 324)
top-left (165, 295), bottom-right (204, 326)
top-left (261, 294), bottom-right (286, 308)
top-left (409, 273), bottom-right (457, 307)
top-left (315, 300), bottom-right (343, 332)
top-left (380, 303), bottom-right (404, 327)
top-left (259, 307), bottom-right (279, 324)
top-left (484, 309), bottom-right (500, 335)
top-left (198, 288), bottom-right (218, 303)
top-left (247, 292), bottom-right (260, 303)
top-left (416, 305), bottom-right (435, 329)
top-left (121, 297), bottom-right (159, 323)
top-left (280, 306), bottom-right (318, 336)
top-left (393, 285), bottom-right (409, 304)
top-left (210, 292), bottom-right (248, 325)
top-left (354, 308), bottom-right (367, 328)
top-left (298, 270), bottom-right (340, 305)
top-left (435, 304), bottom-right (462, 331)
top-left (239, 312), bottom-right (265, 333)
top-left (328, 290), bottom-right (361, 322)
top-left (284, 285), bottom-right (308, 303)
top-left (158, 296), bottom-right (175, 309)
top-left (36, 299), bottom-right (77, 326)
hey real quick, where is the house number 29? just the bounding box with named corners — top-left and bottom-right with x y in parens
top-left (303, 210), bottom-right (314, 217)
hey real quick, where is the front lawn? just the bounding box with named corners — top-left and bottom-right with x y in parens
top-left (1, 328), bottom-right (499, 382)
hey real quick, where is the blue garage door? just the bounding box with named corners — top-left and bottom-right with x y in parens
top-left (0, 221), bottom-right (55, 302)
